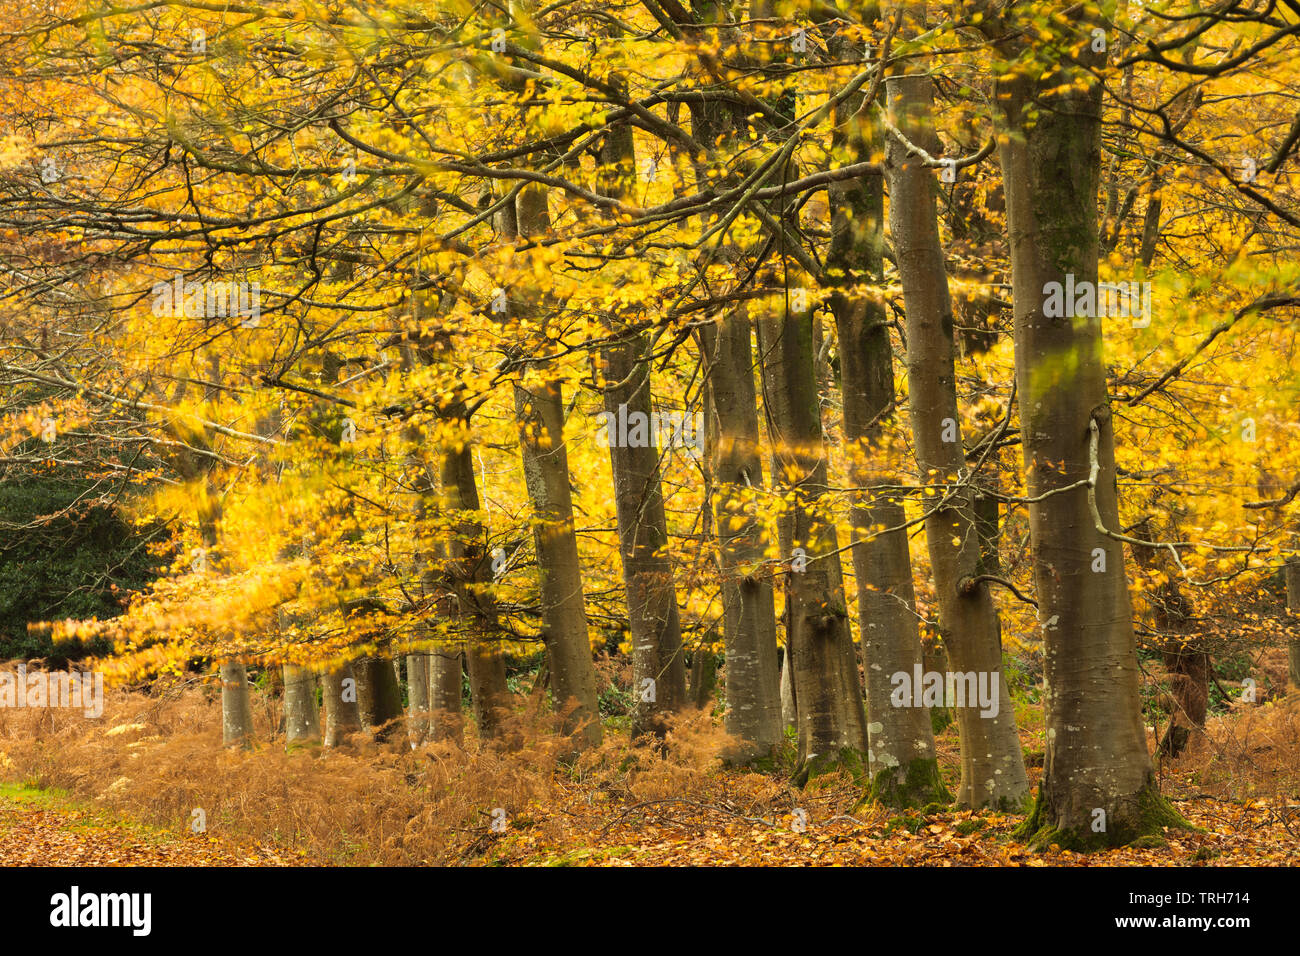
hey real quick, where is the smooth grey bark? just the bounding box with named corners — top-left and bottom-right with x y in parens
top-left (779, 647), bottom-right (796, 731)
top-left (406, 653), bottom-right (430, 746)
top-left (354, 653), bottom-right (403, 741)
top-left (827, 56), bottom-right (945, 806)
top-left (593, 84), bottom-right (689, 736)
top-left (429, 649), bottom-right (465, 743)
top-left (886, 72), bottom-right (1028, 810)
top-left (758, 305), bottom-right (870, 781)
top-left (513, 375), bottom-right (602, 748)
top-left (599, 335), bottom-right (689, 734)
top-left (991, 23), bottom-right (1187, 846)
top-left (281, 652), bottom-right (320, 748)
top-left (439, 437), bottom-right (511, 738)
top-left (740, 0), bottom-right (866, 781)
top-left (1287, 556), bottom-right (1300, 692)
top-left (698, 314), bottom-right (784, 756)
top-left (687, 73), bottom-right (784, 759)
top-left (510, 182), bottom-right (602, 749)
top-left (322, 661), bottom-right (361, 748)
top-left (421, 524), bottom-right (465, 744)
top-left (220, 660), bottom-right (254, 749)
top-left (275, 574), bottom-right (318, 749)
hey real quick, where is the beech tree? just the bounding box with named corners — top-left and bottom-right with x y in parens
top-left (985, 7), bottom-right (1186, 845)
top-left (3, 0), bottom-right (1299, 857)
top-left (886, 66), bottom-right (1029, 809)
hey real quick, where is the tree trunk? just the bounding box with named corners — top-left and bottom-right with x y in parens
top-left (514, 375), bottom-right (603, 748)
top-left (758, 304), bottom-right (870, 782)
top-left (992, 28), bottom-right (1189, 846)
top-left (276, 602), bottom-right (320, 749)
top-left (282, 663), bottom-right (320, 748)
top-left (1131, 518), bottom-right (1206, 759)
top-left (508, 182), bottom-right (602, 749)
top-left (598, 334), bottom-right (689, 736)
top-left (886, 72), bottom-right (1028, 810)
top-left (826, 39), bottom-right (946, 807)
top-left (439, 438), bottom-right (511, 738)
top-left (402, 290), bottom-right (511, 743)
top-left (406, 653), bottom-right (430, 747)
top-left (1157, 649), bottom-right (1209, 760)
top-left (421, 529), bottom-right (465, 744)
top-left (590, 77), bottom-right (689, 736)
top-left (684, 30), bottom-right (785, 761)
top-left (699, 313), bottom-right (784, 758)
top-left (220, 660), bottom-right (254, 749)
top-left (428, 649), bottom-right (465, 743)
top-left (690, 651), bottom-right (717, 710)
top-left (321, 662), bottom-right (361, 748)
top-left (1286, 556), bottom-right (1300, 693)
top-left (354, 655), bottom-right (403, 742)
top-left (779, 646), bottom-right (797, 731)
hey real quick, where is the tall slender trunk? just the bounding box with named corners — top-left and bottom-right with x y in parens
top-left (742, 0), bottom-right (867, 781)
top-left (593, 83), bottom-right (689, 735)
top-left (685, 53), bottom-right (784, 757)
top-left (510, 182), bottom-right (602, 748)
top-left (827, 56), bottom-right (946, 806)
top-left (886, 72), bottom-right (1028, 809)
top-left (599, 335), bottom-right (689, 734)
top-left (422, 526), bottom-right (465, 743)
top-left (439, 437), bottom-right (511, 738)
top-left (514, 374), bottom-right (602, 747)
top-left (991, 24), bottom-right (1189, 846)
top-left (1131, 519), bottom-right (1205, 759)
top-left (1286, 556), bottom-right (1300, 692)
top-left (758, 305), bottom-right (870, 781)
top-left (698, 314), bottom-right (784, 757)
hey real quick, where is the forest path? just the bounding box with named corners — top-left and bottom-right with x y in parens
top-left (0, 782), bottom-right (293, 866)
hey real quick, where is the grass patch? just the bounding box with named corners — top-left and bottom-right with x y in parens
top-left (0, 780), bottom-right (177, 846)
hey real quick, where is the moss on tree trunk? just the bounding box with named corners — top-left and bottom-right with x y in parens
top-left (1016, 778), bottom-right (1197, 851)
top-left (856, 756), bottom-right (951, 811)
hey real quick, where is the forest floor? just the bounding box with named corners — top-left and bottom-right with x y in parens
top-left (2, 676), bottom-right (1300, 866)
top-left (0, 783), bottom-right (291, 866)
top-left (463, 773), bottom-right (1300, 866)
top-left (0, 771), bottom-right (1297, 867)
